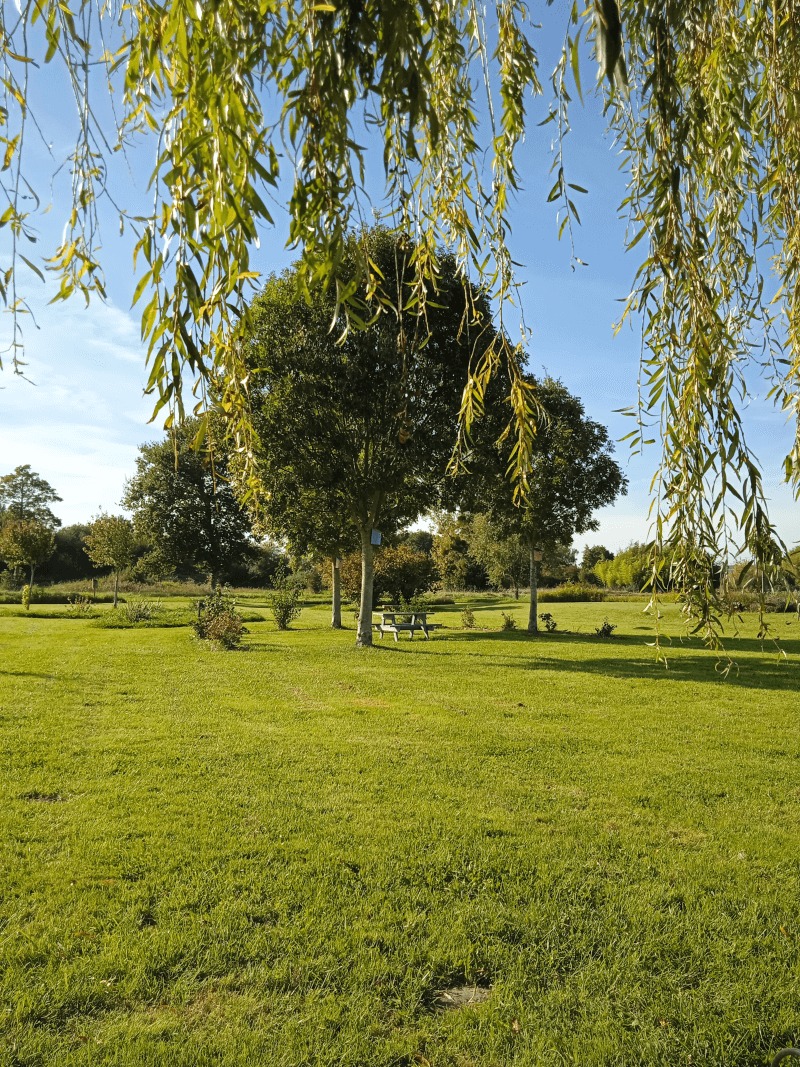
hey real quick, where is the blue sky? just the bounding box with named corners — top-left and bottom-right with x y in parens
top-left (1, 6), bottom-right (797, 555)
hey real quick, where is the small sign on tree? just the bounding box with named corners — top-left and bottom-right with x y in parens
top-left (371, 530), bottom-right (382, 546)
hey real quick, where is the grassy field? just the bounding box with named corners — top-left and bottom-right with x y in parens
top-left (1, 595), bottom-right (799, 1066)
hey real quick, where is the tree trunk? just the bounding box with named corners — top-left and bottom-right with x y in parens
top-left (210, 572), bottom-right (218, 590)
top-left (113, 570), bottom-right (119, 610)
top-left (29, 564), bottom-right (35, 587)
top-left (513, 578), bottom-right (519, 599)
top-left (331, 556), bottom-right (342, 629)
top-left (527, 543), bottom-right (538, 633)
top-left (357, 526), bottom-right (374, 647)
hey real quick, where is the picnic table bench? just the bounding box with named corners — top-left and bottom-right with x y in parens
top-left (372, 609), bottom-right (439, 641)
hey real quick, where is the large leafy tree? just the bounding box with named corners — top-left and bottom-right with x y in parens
top-left (122, 421), bottom-right (253, 588)
top-left (470, 377), bottom-right (627, 632)
top-left (0, 466), bottom-right (62, 528)
top-left (3, 0), bottom-right (800, 644)
top-left (244, 229), bottom-right (497, 646)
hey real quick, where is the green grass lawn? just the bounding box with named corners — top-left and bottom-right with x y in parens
top-left (1, 596), bottom-right (799, 1066)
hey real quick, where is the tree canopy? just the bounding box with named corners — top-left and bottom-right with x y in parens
top-left (467, 376), bottom-right (627, 631)
top-left (83, 513), bottom-right (136, 608)
top-left (2, 0), bottom-right (799, 643)
top-left (0, 519), bottom-right (55, 588)
top-left (244, 229), bottom-right (497, 644)
top-left (0, 466), bottom-right (62, 528)
top-left (121, 420), bottom-right (253, 588)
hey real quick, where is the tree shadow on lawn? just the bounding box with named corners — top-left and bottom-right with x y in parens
top-left (0, 670), bottom-right (56, 678)
top-left (458, 626), bottom-right (800, 652)
top-left (372, 631), bottom-right (799, 690)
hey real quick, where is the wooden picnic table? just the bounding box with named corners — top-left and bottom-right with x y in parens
top-left (372, 609), bottom-right (439, 641)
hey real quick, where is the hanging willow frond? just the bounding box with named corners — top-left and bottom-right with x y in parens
top-left (0, 0), bottom-right (544, 496)
top-left (607, 0), bottom-right (800, 652)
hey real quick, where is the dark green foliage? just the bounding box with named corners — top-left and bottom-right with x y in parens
top-left (432, 513), bottom-right (491, 592)
top-left (122, 419), bottom-right (254, 588)
top-left (398, 529), bottom-right (434, 556)
top-left (37, 525), bottom-right (96, 583)
top-left (468, 377), bottom-right (627, 549)
top-left (539, 612), bottom-right (557, 632)
top-left (595, 618), bottom-right (617, 638)
top-left (339, 544), bottom-right (437, 609)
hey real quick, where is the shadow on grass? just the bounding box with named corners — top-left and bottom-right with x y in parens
top-left (0, 670), bottom-right (55, 678)
top-left (368, 630), bottom-right (798, 689)
top-left (441, 625), bottom-right (800, 655)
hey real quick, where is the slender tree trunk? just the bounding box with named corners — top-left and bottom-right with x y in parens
top-left (331, 556), bottom-right (342, 629)
top-left (513, 578), bottom-right (519, 599)
top-left (113, 570), bottom-right (119, 609)
top-left (357, 526), bottom-right (374, 647)
top-left (528, 543), bottom-right (538, 633)
top-left (210, 572), bottom-right (218, 590)
top-left (29, 564), bottom-right (35, 588)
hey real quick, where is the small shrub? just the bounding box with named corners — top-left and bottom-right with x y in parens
top-left (268, 564), bottom-right (303, 630)
top-left (193, 586), bottom-right (245, 649)
top-left (500, 612), bottom-right (517, 631)
top-left (21, 584), bottom-right (31, 611)
top-left (461, 606), bottom-right (476, 629)
top-left (201, 611), bottom-right (245, 648)
top-left (539, 612), bottom-right (557, 632)
top-left (66, 595), bottom-right (94, 616)
top-left (122, 597), bottom-right (163, 623)
top-left (595, 618), bottom-right (617, 638)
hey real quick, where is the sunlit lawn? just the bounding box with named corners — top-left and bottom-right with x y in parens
top-left (1, 596), bottom-right (799, 1066)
